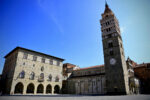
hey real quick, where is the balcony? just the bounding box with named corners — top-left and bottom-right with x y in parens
top-left (38, 77), bottom-right (44, 82)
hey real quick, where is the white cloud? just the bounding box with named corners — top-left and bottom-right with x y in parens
top-left (38, 0), bottom-right (64, 34)
top-left (120, 26), bottom-right (126, 34)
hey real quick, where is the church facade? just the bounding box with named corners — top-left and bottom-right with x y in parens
top-left (64, 65), bottom-right (106, 94)
top-left (1, 3), bottom-right (141, 95)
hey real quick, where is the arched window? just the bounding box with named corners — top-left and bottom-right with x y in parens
top-left (108, 42), bottom-right (113, 48)
top-left (41, 66), bottom-right (44, 71)
top-left (109, 48), bottom-right (114, 56)
top-left (29, 72), bottom-right (35, 80)
top-left (38, 73), bottom-right (44, 82)
top-left (48, 74), bottom-right (52, 81)
top-left (40, 73), bottom-right (44, 79)
top-left (19, 70), bottom-right (25, 78)
top-left (55, 76), bottom-right (59, 82)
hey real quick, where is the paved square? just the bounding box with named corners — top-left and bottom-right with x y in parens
top-left (0, 95), bottom-right (150, 100)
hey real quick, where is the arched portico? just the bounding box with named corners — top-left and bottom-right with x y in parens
top-left (54, 85), bottom-right (60, 94)
top-left (46, 84), bottom-right (52, 94)
top-left (37, 84), bottom-right (44, 93)
top-left (14, 82), bottom-right (24, 94)
top-left (26, 83), bottom-right (34, 94)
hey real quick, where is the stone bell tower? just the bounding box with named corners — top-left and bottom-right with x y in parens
top-left (100, 2), bottom-right (129, 94)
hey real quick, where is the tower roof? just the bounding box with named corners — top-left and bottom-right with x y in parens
top-left (104, 1), bottom-right (113, 14)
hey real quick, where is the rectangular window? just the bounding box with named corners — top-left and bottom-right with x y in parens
top-left (110, 50), bottom-right (114, 55)
top-left (106, 28), bottom-right (111, 32)
top-left (42, 58), bottom-right (45, 63)
top-left (122, 51), bottom-right (124, 56)
top-left (33, 56), bottom-right (37, 61)
top-left (106, 21), bottom-right (110, 26)
top-left (50, 59), bottom-right (53, 65)
top-left (108, 34), bottom-right (112, 38)
top-left (106, 29), bottom-right (108, 32)
top-left (57, 61), bottom-right (60, 66)
top-left (23, 53), bottom-right (28, 59)
top-left (120, 43), bottom-right (122, 48)
top-left (108, 42), bottom-right (113, 48)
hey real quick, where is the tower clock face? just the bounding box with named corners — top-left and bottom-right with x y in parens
top-left (110, 58), bottom-right (116, 65)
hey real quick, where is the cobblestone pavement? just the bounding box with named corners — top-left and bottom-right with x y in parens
top-left (0, 95), bottom-right (150, 100)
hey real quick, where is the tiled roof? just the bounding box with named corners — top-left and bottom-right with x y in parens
top-left (4, 47), bottom-right (64, 61)
top-left (134, 63), bottom-right (150, 68)
top-left (63, 63), bottom-right (77, 68)
top-left (75, 65), bottom-right (104, 70)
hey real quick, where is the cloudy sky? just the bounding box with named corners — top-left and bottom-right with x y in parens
top-left (0, 0), bottom-right (150, 73)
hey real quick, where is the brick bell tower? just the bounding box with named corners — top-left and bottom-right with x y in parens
top-left (100, 2), bottom-right (129, 94)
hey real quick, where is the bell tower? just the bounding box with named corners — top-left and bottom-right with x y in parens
top-left (100, 2), bottom-right (129, 94)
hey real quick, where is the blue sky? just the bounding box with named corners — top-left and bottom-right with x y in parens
top-left (0, 0), bottom-right (150, 74)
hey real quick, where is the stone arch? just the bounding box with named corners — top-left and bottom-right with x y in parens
top-left (14, 82), bottom-right (24, 94)
top-left (46, 84), bottom-right (52, 94)
top-left (26, 83), bottom-right (34, 93)
top-left (54, 85), bottom-right (60, 94)
top-left (37, 84), bottom-right (44, 93)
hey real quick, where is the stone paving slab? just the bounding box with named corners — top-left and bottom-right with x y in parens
top-left (0, 95), bottom-right (150, 100)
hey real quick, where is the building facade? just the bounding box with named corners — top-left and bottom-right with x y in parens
top-left (133, 63), bottom-right (150, 94)
top-left (1, 47), bottom-right (64, 95)
top-left (126, 57), bottom-right (140, 94)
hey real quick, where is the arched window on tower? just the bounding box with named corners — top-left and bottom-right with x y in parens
top-left (109, 49), bottom-right (114, 56)
top-left (108, 42), bottom-right (113, 48)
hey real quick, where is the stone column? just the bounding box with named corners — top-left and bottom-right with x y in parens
top-left (23, 84), bottom-right (27, 95)
top-left (43, 84), bottom-right (46, 94)
top-left (10, 84), bottom-right (15, 95)
top-left (34, 85), bottom-right (37, 95)
top-left (52, 85), bottom-right (54, 94)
